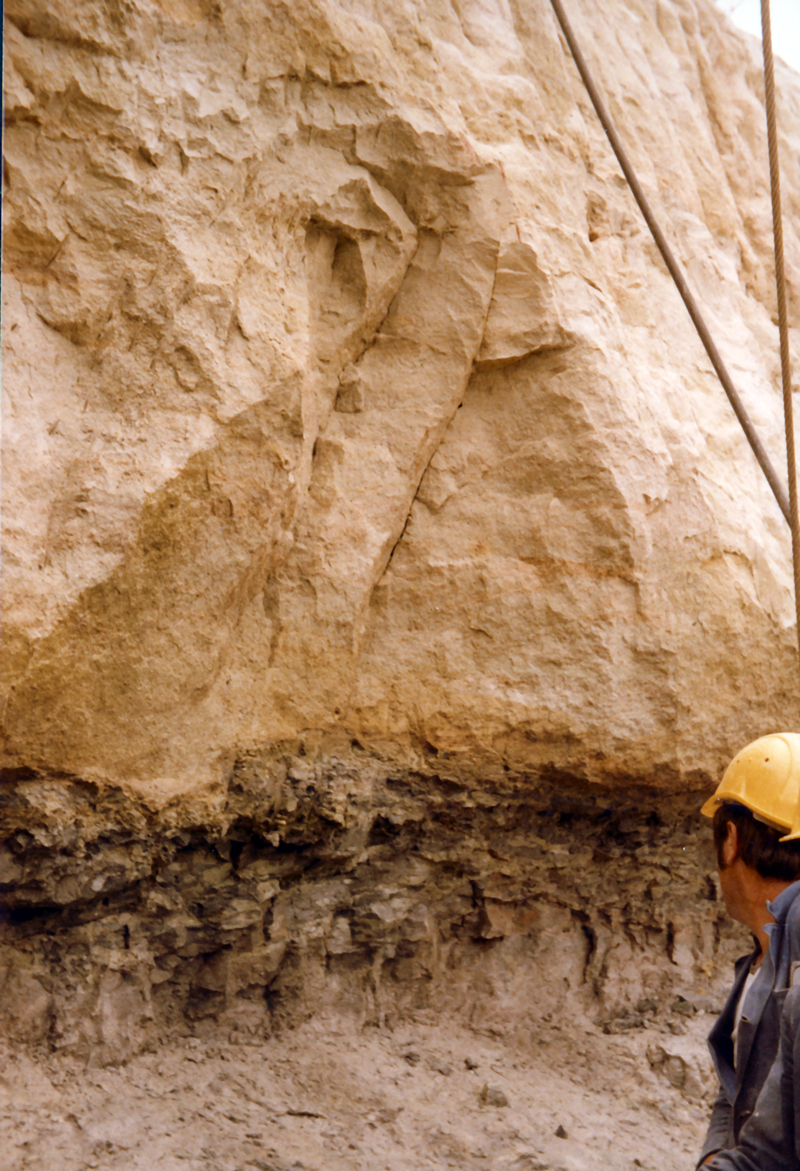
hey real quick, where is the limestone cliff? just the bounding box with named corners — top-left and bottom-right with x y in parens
top-left (2, 0), bottom-right (800, 1069)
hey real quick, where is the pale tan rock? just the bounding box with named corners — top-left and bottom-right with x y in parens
top-left (3, 0), bottom-right (800, 798)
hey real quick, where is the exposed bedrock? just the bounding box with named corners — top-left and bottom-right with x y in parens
top-left (1, 0), bottom-right (799, 1065)
top-left (4, 0), bottom-right (800, 799)
top-left (0, 757), bottom-right (746, 1069)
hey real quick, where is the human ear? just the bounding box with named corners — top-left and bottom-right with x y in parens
top-left (721, 821), bottom-right (739, 868)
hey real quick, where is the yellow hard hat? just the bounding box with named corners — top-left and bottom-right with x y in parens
top-left (701, 733), bottom-right (800, 841)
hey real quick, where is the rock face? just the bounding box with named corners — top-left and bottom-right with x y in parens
top-left (2, 0), bottom-right (800, 1062)
top-left (4, 0), bottom-right (800, 796)
top-left (0, 762), bottom-right (740, 1067)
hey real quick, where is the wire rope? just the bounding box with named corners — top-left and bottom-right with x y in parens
top-left (760, 0), bottom-right (800, 671)
top-left (546, 0), bottom-right (792, 528)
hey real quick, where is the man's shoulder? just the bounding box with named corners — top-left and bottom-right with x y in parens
top-left (780, 880), bottom-right (800, 932)
top-left (774, 882), bottom-right (800, 968)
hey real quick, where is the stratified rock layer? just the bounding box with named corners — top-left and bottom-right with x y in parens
top-left (0, 759), bottom-right (742, 1065)
top-left (1, 0), bottom-right (799, 1061)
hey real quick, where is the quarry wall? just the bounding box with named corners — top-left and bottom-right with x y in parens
top-left (3, 0), bottom-right (800, 1058)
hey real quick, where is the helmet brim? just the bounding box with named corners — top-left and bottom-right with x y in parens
top-left (700, 794), bottom-right (722, 819)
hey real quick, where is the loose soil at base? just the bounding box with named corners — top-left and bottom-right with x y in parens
top-left (1, 1014), bottom-right (715, 1170)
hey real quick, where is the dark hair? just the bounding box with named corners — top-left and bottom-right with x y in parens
top-left (713, 803), bottom-right (800, 881)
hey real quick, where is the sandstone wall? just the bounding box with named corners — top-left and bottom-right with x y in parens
top-left (2, 0), bottom-right (800, 1058)
top-left (4, 0), bottom-right (800, 800)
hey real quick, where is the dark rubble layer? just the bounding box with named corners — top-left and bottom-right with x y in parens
top-left (0, 751), bottom-right (747, 1066)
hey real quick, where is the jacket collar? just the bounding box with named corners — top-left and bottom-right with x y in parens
top-left (766, 878), bottom-right (800, 927)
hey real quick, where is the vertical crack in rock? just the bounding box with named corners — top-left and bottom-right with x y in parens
top-left (377, 204), bottom-right (511, 585)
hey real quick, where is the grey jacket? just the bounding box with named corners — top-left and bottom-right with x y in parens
top-left (701, 881), bottom-right (800, 1164)
top-left (708, 984), bottom-right (800, 1171)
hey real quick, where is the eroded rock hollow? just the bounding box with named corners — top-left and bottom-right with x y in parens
top-left (3, 0), bottom-right (800, 1152)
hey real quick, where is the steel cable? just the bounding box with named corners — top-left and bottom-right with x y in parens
top-left (547, 0), bottom-right (792, 527)
top-left (760, 0), bottom-right (800, 670)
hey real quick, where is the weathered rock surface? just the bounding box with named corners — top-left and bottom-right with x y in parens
top-left (1, 0), bottom-right (799, 1112)
top-left (4, 0), bottom-right (800, 798)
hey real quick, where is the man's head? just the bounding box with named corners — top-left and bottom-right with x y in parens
top-left (703, 735), bottom-right (800, 930)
